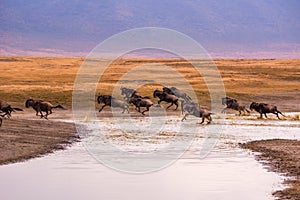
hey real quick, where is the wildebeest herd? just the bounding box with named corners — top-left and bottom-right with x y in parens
top-left (0, 86), bottom-right (286, 127)
top-left (96, 86), bottom-right (286, 124)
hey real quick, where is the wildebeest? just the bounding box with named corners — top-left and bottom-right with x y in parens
top-left (121, 87), bottom-right (141, 102)
top-left (129, 96), bottom-right (153, 115)
top-left (250, 102), bottom-right (285, 119)
top-left (25, 98), bottom-right (65, 119)
top-left (163, 86), bottom-right (192, 102)
top-left (221, 97), bottom-right (250, 115)
top-left (181, 100), bottom-right (212, 124)
top-left (153, 89), bottom-right (179, 110)
top-left (97, 95), bottom-right (129, 113)
top-left (0, 99), bottom-right (23, 118)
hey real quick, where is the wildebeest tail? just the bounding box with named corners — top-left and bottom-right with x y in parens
top-left (53, 105), bottom-right (66, 109)
top-left (12, 107), bottom-right (23, 111)
top-left (272, 106), bottom-right (285, 117)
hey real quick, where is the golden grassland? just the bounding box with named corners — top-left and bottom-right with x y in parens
top-left (0, 56), bottom-right (299, 111)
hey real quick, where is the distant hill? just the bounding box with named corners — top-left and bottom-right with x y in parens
top-left (1, 0), bottom-right (299, 57)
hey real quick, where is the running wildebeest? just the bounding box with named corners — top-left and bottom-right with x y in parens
top-left (221, 97), bottom-right (250, 115)
top-left (97, 94), bottom-right (129, 113)
top-left (250, 102), bottom-right (285, 119)
top-left (163, 86), bottom-right (192, 102)
top-left (129, 96), bottom-right (153, 115)
top-left (0, 99), bottom-right (23, 118)
top-left (181, 100), bottom-right (212, 124)
top-left (153, 89), bottom-right (179, 110)
top-left (25, 98), bottom-right (65, 119)
top-left (121, 87), bottom-right (141, 102)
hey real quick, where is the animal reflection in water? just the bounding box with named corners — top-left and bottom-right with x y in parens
top-left (25, 98), bottom-right (65, 119)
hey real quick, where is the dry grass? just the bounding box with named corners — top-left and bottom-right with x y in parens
top-left (1, 56), bottom-right (299, 110)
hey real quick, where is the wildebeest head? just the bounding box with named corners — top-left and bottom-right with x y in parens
top-left (25, 98), bottom-right (34, 108)
top-left (222, 97), bottom-right (237, 105)
top-left (153, 89), bottom-right (160, 98)
top-left (97, 95), bottom-right (104, 104)
top-left (97, 95), bottom-right (112, 104)
top-left (249, 102), bottom-right (258, 111)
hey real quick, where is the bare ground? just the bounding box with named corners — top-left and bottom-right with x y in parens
top-left (0, 113), bottom-right (79, 165)
top-left (240, 139), bottom-right (300, 200)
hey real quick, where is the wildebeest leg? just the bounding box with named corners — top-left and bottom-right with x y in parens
top-left (174, 101), bottom-right (178, 111)
top-left (276, 110), bottom-right (285, 117)
top-left (99, 105), bottom-right (107, 112)
top-left (0, 118), bottom-right (2, 127)
top-left (181, 113), bottom-right (188, 121)
top-left (275, 112), bottom-right (281, 120)
top-left (137, 106), bottom-right (141, 113)
top-left (141, 107), bottom-right (150, 115)
top-left (264, 113), bottom-right (268, 118)
top-left (166, 102), bottom-right (174, 109)
top-left (45, 110), bottom-right (49, 119)
top-left (221, 108), bottom-right (227, 114)
top-left (200, 117), bottom-right (205, 124)
top-left (40, 111), bottom-right (45, 118)
top-left (122, 106), bottom-right (129, 114)
top-left (259, 112), bottom-right (263, 118)
top-left (207, 115), bottom-right (212, 124)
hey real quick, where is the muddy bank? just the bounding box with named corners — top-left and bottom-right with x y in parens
top-left (0, 118), bottom-right (79, 165)
top-left (240, 139), bottom-right (300, 200)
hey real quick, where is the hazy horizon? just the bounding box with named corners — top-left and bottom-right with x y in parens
top-left (1, 0), bottom-right (299, 58)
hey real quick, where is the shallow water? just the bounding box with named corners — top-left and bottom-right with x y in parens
top-left (0, 113), bottom-right (299, 200)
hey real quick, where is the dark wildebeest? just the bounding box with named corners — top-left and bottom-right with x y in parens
top-left (129, 96), bottom-right (153, 115)
top-left (97, 95), bottom-right (129, 113)
top-left (181, 100), bottom-right (212, 124)
top-left (0, 99), bottom-right (23, 118)
top-left (153, 89), bottom-right (179, 110)
top-left (25, 98), bottom-right (65, 119)
top-left (163, 87), bottom-right (192, 102)
top-left (221, 97), bottom-right (250, 115)
top-left (121, 87), bottom-right (141, 102)
top-left (250, 102), bottom-right (285, 119)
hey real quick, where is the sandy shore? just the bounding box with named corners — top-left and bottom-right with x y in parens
top-left (240, 139), bottom-right (300, 200)
top-left (0, 116), bottom-right (78, 165)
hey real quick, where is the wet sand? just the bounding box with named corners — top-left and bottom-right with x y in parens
top-left (240, 139), bottom-right (300, 200)
top-left (0, 116), bottom-right (78, 165)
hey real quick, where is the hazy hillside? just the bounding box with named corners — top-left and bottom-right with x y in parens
top-left (0, 0), bottom-right (299, 57)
